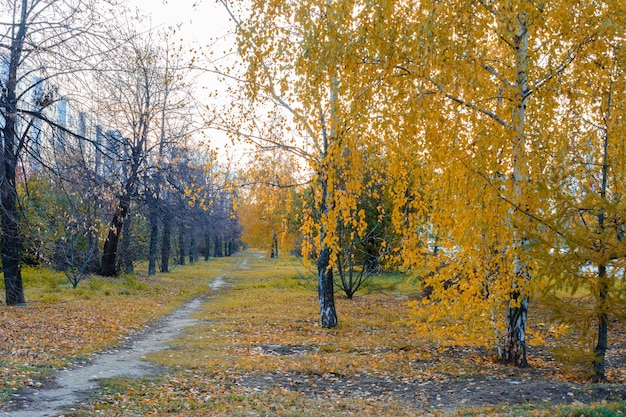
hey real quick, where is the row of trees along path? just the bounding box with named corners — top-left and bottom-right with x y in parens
top-left (1, 0), bottom-right (241, 306)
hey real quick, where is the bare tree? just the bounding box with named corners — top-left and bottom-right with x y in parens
top-left (94, 28), bottom-right (175, 276)
top-left (0, 0), bottom-right (117, 304)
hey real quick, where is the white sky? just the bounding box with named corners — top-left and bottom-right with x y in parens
top-left (128, 0), bottom-right (234, 44)
top-left (128, 0), bottom-right (243, 161)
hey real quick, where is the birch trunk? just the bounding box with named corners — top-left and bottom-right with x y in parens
top-left (503, 13), bottom-right (530, 367)
top-left (317, 171), bottom-right (337, 328)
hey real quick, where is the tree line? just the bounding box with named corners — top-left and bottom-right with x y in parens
top-left (0, 1), bottom-right (241, 304)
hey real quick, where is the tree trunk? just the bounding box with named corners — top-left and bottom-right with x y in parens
top-left (148, 198), bottom-right (158, 275)
top-left (214, 235), bottom-right (223, 257)
top-left (100, 194), bottom-right (130, 276)
top-left (271, 233), bottom-right (278, 258)
top-left (503, 286), bottom-right (529, 367)
top-left (594, 264), bottom-right (609, 382)
top-left (178, 227), bottom-right (185, 265)
top-left (204, 234), bottom-right (211, 261)
top-left (1, 154), bottom-right (25, 305)
top-left (317, 172), bottom-right (337, 328)
top-left (1, 2), bottom-right (27, 305)
top-left (317, 244), bottom-right (337, 328)
top-left (189, 234), bottom-right (196, 263)
top-left (502, 13), bottom-right (530, 367)
top-left (120, 213), bottom-right (133, 274)
top-left (160, 214), bottom-right (171, 272)
top-left (593, 94), bottom-right (611, 382)
top-left (87, 233), bottom-right (101, 274)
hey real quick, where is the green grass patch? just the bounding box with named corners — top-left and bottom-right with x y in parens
top-left (447, 402), bottom-right (626, 417)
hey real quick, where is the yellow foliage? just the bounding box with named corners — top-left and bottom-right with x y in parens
top-left (229, 0), bottom-right (626, 371)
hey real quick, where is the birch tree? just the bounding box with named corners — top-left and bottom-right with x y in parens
top-left (536, 16), bottom-right (626, 381)
top-left (278, 0), bottom-right (620, 370)
top-left (217, 0), bottom-right (358, 327)
top-left (416, 0), bottom-right (611, 368)
top-left (337, 0), bottom-right (606, 367)
top-left (239, 149), bottom-right (300, 258)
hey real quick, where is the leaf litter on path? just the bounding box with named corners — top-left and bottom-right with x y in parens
top-left (0, 274), bottom-right (228, 417)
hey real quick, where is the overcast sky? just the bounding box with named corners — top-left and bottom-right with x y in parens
top-left (129, 0), bottom-right (233, 43)
top-left (127, 0), bottom-right (243, 160)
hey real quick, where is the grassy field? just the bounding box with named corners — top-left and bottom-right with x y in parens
top-left (2, 251), bottom-right (626, 416)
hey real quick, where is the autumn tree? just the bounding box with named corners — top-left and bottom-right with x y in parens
top-left (239, 149), bottom-right (301, 258)
top-left (331, 137), bottom-right (397, 299)
top-left (141, 30), bottom-right (196, 276)
top-left (94, 27), bottom-right (188, 276)
top-left (219, 0), bottom-right (388, 327)
top-left (534, 17), bottom-right (626, 381)
top-left (226, 0), bottom-right (626, 377)
top-left (415, 0), bottom-right (614, 368)
top-left (18, 170), bottom-right (103, 288)
top-left (315, 0), bottom-right (612, 368)
top-left (171, 145), bottom-right (242, 262)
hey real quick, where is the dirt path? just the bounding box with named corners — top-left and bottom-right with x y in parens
top-left (1, 274), bottom-right (229, 417)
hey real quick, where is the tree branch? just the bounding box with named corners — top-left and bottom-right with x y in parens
top-left (429, 77), bottom-right (509, 128)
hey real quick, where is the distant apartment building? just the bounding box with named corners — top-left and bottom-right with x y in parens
top-left (0, 54), bottom-right (124, 180)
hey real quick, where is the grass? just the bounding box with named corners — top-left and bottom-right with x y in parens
top-left (2, 251), bottom-right (626, 416)
top-left (0, 255), bottom-right (241, 406)
top-left (145, 256), bottom-right (425, 380)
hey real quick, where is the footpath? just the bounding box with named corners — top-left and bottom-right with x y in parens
top-left (1, 273), bottom-right (229, 417)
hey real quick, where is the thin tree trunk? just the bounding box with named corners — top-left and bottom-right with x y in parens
top-left (189, 234), bottom-right (196, 263)
top-left (178, 226), bottom-right (185, 265)
top-left (593, 108), bottom-right (611, 382)
top-left (214, 235), bottom-right (222, 257)
top-left (594, 264), bottom-right (608, 382)
top-left (148, 200), bottom-right (158, 275)
top-left (160, 214), bottom-right (171, 272)
top-left (204, 234), bottom-right (211, 261)
top-left (313, 66), bottom-right (339, 328)
top-left (120, 212), bottom-right (133, 274)
top-left (271, 233), bottom-right (278, 258)
top-left (317, 173), bottom-right (337, 328)
top-left (502, 13), bottom-right (530, 367)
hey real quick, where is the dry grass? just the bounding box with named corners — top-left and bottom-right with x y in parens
top-left (85, 252), bottom-right (626, 416)
top-left (3, 251), bottom-right (626, 416)
top-left (0, 256), bottom-right (240, 404)
top-left (149, 256), bottom-right (426, 380)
